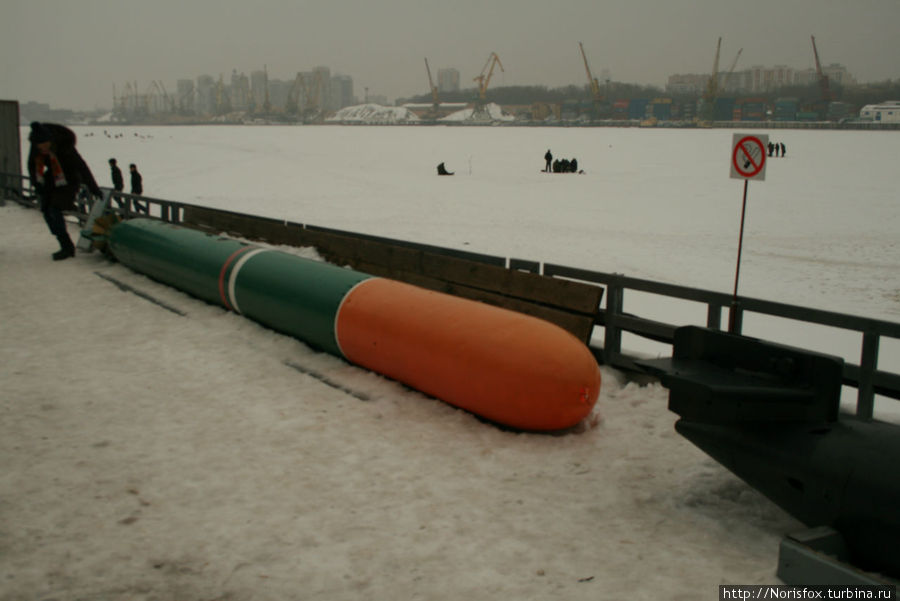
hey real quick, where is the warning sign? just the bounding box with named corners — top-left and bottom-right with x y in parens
top-left (730, 133), bottom-right (769, 181)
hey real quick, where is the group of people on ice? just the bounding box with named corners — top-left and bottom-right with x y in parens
top-left (544, 149), bottom-right (582, 174)
top-left (767, 141), bottom-right (787, 158)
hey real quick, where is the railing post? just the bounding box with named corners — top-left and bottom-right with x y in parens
top-left (728, 301), bottom-right (744, 334)
top-left (707, 302), bottom-right (723, 330)
top-left (857, 331), bottom-right (879, 420)
top-left (603, 275), bottom-right (624, 365)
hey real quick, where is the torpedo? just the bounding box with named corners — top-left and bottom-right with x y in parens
top-left (107, 218), bottom-right (601, 431)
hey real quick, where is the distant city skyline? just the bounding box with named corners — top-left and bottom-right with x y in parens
top-left (17, 56), bottom-right (866, 116)
top-left (3, 0), bottom-right (898, 111)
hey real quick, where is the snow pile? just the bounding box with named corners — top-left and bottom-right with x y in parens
top-left (441, 102), bottom-right (514, 122)
top-left (327, 104), bottom-right (420, 124)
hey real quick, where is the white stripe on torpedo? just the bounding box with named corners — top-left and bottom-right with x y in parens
top-left (333, 277), bottom-right (377, 359)
top-left (227, 248), bottom-right (269, 314)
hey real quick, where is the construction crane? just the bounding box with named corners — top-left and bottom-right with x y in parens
top-left (156, 80), bottom-right (175, 113)
top-left (579, 42), bottom-right (602, 118)
top-left (699, 37), bottom-right (722, 123)
top-left (285, 73), bottom-right (303, 115)
top-left (301, 71), bottom-right (324, 122)
top-left (722, 48), bottom-right (743, 93)
top-left (215, 74), bottom-right (228, 114)
top-left (473, 52), bottom-right (504, 102)
top-left (705, 37), bottom-right (722, 103)
top-left (811, 35), bottom-right (831, 103)
top-left (424, 58), bottom-right (440, 118)
top-left (262, 64), bottom-right (272, 114)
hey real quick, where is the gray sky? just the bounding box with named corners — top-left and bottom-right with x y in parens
top-left (3, 0), bottom-right (898, 110)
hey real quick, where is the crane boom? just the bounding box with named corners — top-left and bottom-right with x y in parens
top-left (424, 58), bottom-right (439, 106)
top-left (723, 48), bottom-right (742, 91)
top-left (474, 52), bottom-right (504, 101)
top-left (579, 42), bottom-right (602, 101)
top-left (811, 35), bottom-right (831, 102)
top-left (705, 37), bottom-right (722, 101)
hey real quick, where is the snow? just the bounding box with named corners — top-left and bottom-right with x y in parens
top-left (440, 102), bottom-right (514, 122)
top-left (327, 104), bottom-right (420, 124)
top-left (3, 124), bottom-right (899, 598)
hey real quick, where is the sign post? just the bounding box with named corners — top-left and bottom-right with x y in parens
top-left (728, 133), bottom-right (768, 333)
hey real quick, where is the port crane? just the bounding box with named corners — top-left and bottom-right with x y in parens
top-left (811, 35), bottom-right (831, 103)
top-left (699, 38), bottom-right (740, 122)
top-left (424, 58), bottom-right (440, 118)
top-left (302, 71), bottom-right (324, 122)
top-left (579, 42), bottom-right (603, 118)
top-left (703, 37), bottom-right (722, 107)
top-left (722, 48), bottom-right (743, 92)
top-left (473, 52), bottom-right (504, 102)
top-left (285, 73), bottom-right (303, 115)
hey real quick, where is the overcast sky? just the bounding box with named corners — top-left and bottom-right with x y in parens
top-left (3, 0), bottom-right (898, 111)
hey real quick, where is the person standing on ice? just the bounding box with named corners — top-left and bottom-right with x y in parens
top-left (544, 149), bottom-right (553, 172)
top-left (27, 122), bottom-right (102, 261)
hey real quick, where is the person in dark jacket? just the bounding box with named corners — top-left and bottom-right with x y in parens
top-left (129, 163), bottom-right (143, 195)
top-left (109, 158), bottom-right (124, 191)
top-left (27, 122), bottom-right (102, 260)
top-left (129, 163), bottom-right (145, 212)
top-left (544, 149), bottom-right (552, 172)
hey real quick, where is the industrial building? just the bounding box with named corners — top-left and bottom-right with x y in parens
top-left (859, 101), bottom-right (900, 123)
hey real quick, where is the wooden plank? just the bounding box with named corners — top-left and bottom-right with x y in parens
top-left (420, 253), bottom-right (603, 315)
top-left (299, 228), bottom-right (602, 319)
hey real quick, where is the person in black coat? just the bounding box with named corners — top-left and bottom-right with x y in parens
top-left (129, 163), bottom-right (145, 212)
top-left (27, 122), bottom-right (102, 260)
top-left (109, 158), bottom-right (124, 192)
top-left (129, 163), bottom-right (143, 195)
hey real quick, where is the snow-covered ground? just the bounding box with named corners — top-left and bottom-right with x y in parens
top-left (2, 124), bottom-right (898, 599)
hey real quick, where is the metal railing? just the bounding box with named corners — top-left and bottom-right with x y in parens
top-left (541, 264), bottom-right (900, 419)
top-left (4, 171), bottom-right (898, 419)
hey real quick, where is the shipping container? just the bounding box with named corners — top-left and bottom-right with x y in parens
top-left (737, 98), bottom-right (768, 122)
top-left (651, 102), bottom-right (672, 121)
top-left (628, 98), bottom-right (649, 120)
top-left (612, 99), bottom-right (630, 120)
top-left (714, 97), bottom-right (735, 121)
top-left (827, 102), bottom-right (852, 121)
top-left (774, 98), bottom-right (798, 121)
